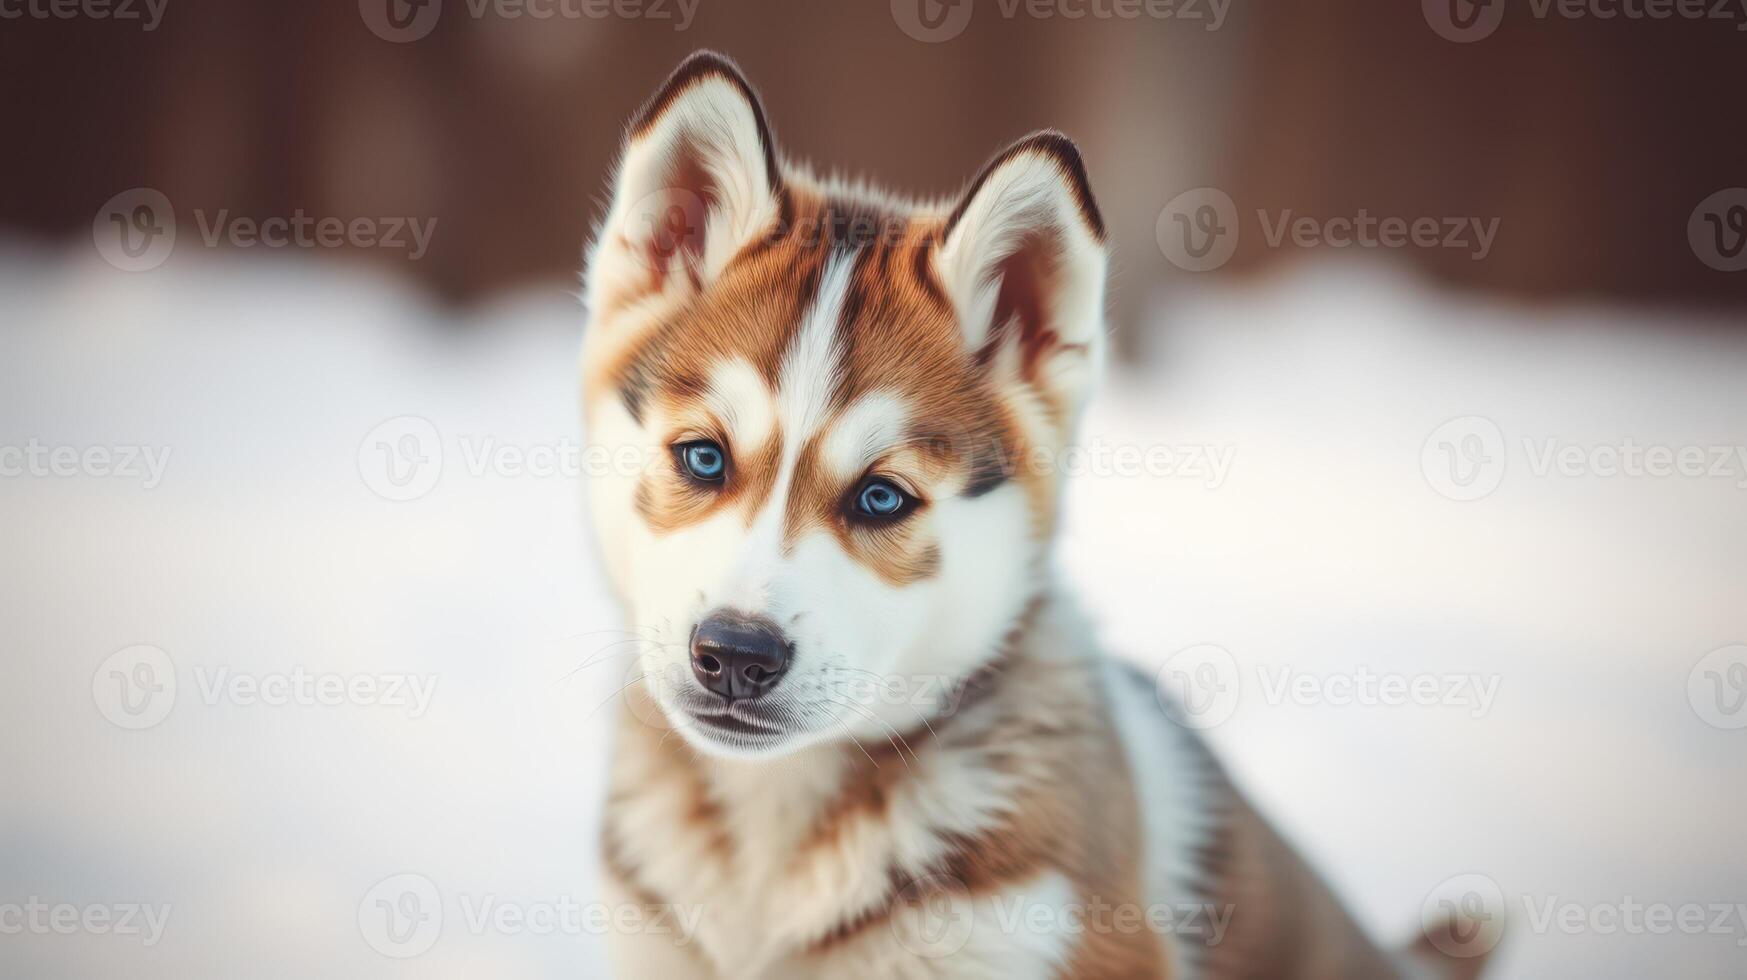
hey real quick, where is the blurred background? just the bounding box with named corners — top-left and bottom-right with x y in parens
top-left (2, 2), bottom-right (1744, 978)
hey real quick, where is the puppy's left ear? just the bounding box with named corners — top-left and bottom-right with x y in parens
top-left (935, 132), bottom-right (1108, 432)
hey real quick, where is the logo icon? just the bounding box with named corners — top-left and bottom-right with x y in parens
top-left (625, 187), bottom-right (710, 275)
top-left (1689, 189), bottom-right (1747, 273)
top-left (1689, 644), bottom-right (1747, 730)
top-left (93, 644), bottom-right (178, 730)
top-left (360, 0), bottom-right (442, 42)
top-left (1420, 873), bottom-right (1505, 958)
top-left (358, 873), bottom-right (442, 957)
top-left (1423, 0), bottom-right (1505, 42)
top-left (1155, 644), bottom-right (1241, 729)
top-left (890, 873), bottom-right (974, 958)
top-left (93, 188), bottom-right (176, 272)
top-left (892, 0), bottom-right (973, 43)
top-left (358, 416), bottom-right (443, 502)
top-left (1422, 416), bottom-right (1506, 501)
top-left (1157, 188), bottom-right (1239, 272)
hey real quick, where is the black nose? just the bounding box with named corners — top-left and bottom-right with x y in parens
top-left (690, 611), bottom-right (792, 701)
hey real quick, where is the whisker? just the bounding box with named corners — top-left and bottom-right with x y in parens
top-left (815, 664), bottom-right (946, 750)
top-left (823, 695), bottom-right (918, 775)
top-left (551, 625), bottom-right (659, 642)
top-left (583, 674), bottom-right (660, 723)
top-left (829, 713), bottom-right (880, 770)
top-left (550, 637), bottom-right (676, 686)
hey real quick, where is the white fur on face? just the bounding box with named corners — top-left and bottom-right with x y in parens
top-left (774, 254), bottom-right (853, 455)
top-left (704, 357), bottom-right (775, 453)
top-left (586, 251), bottom-right (1045, 760)
top-left (819, 391), bottom-right (911, 482)
top-left (712, 252), bottom-right (855, 618)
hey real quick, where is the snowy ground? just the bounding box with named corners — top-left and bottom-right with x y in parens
top-left (2, 247), bottom-right (1744, 978)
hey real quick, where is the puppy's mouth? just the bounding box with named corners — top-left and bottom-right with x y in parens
top-left (688, 709), bottom-right (782, 737)
top-left (673, 695), bottom-right (790, 745)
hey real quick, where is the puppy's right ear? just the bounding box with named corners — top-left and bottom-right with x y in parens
top-left (586, 51), bottom-right (783, 322)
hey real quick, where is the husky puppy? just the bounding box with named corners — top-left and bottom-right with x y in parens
top-left (580, 50), bottom-right (1489, 980)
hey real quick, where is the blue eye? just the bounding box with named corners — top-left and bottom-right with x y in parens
top-left (678, 441), bottom-right (727, 482)
top-left (854, 478), bottom-right (912, 519)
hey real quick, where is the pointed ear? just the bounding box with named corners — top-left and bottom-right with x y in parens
top-left (934, 132), bottom-right (1108, 429)
top-left (587, 51), bottom-right (783, 318)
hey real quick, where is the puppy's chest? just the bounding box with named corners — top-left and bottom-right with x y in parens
top-left (607, 744), bottom-right (873, 964)
top-left (605, 741), bottom-right (944, 975)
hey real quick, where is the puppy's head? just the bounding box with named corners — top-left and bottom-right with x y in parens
top-left (581, 52), bottom-right (1107, 758)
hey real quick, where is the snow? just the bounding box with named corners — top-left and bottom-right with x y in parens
top-left (2, 247), bottom-right (1743, 978)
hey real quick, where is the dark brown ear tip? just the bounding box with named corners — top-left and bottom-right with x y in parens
top-left (1016, 129), bottom-right (1083, 161)
top-left (629, 50), bottom-right (756, 136)
top-left (1014, 130), bottom-right (1105, 241)
top-left (945, 129), bottom-right (1107, 243)
top-left (667, 49), bottom-right (752, 90)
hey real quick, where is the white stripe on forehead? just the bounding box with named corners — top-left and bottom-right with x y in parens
top-left (776, 252), bottom-right (854, 449)
top-left (733, 251), bottom-right (856, 562)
